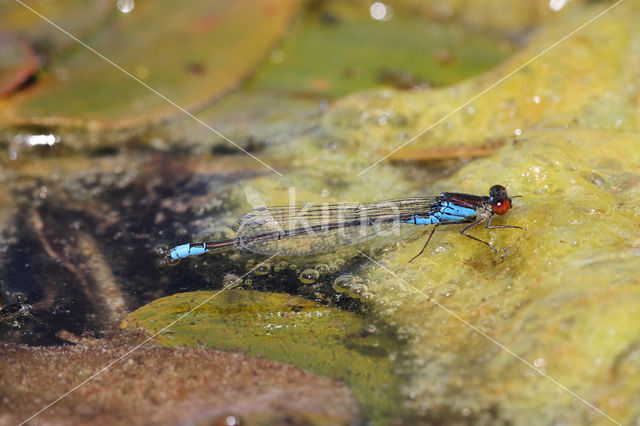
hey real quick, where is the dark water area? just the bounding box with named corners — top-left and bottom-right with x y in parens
top-left (0, 150), bottom-right (367, 346)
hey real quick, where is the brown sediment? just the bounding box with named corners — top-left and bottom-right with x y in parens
top-left (0, 338), bottom-right (361, 425)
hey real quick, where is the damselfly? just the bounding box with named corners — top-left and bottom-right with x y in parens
top-left (169, 184), bottom-right (523, 262)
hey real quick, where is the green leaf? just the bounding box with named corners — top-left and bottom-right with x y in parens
top-left (249, 0), bottom-right (515, 97)
top-left (3, 0), bottom-right (301, 131)
top-left (123, 290), bottom-right (404, 424)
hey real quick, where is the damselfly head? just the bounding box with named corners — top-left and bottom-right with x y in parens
top-left (489, 184), bottom-right (512, 215)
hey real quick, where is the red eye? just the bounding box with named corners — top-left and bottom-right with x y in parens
top-left (492, 200), bottom-right (511, 215)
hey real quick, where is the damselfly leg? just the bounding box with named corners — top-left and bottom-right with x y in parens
top-left (459, 216), bottom-right (497, 252)
top-left (409, 220), bottom-right (468, 263)
top-left (459, 213), bottom-right (525, 252)
top-left (409, 213), bottom-right (525, 261)
top-left (408, 226), bottom-right (437, 263)
top-left (485, 212), bottom-right (526, 231)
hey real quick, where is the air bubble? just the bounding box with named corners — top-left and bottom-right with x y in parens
top-left (333, 275), bottom-right (352, 292)
top-left (253, 262), bottom-right (271, 275)
top-left (117, 0), bottom-right (134, 13)
top-left (315, 264), bottom-right (329, 274)
top-left (13, 293), bottom-right (29, 303)
top-left (222, 274), bottom-right (243, 288)
top-left (299, 269), bottom-right (320, 284)
top-left (332, 274), bottom-right (366, 298)
top-left (273, 261), bottom-right (289, 272)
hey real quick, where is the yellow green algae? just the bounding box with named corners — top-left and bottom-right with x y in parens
top-left (183, 1), bottom-right (640, 424)
top-left (123, 290), bottom-right (404, 424)
top-left (322, 1), bottom-right (638, 163)
top-left (361, 130), bottom-right (640, 424)
top-left (233, 0), bottom-right (640, 205)
top-left (398, 0), bottom-right (564, 33)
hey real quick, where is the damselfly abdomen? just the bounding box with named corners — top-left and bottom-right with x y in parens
top-left (169, 184), bottom-right (523, 262)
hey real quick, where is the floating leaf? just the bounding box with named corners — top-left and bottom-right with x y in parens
top-left (2, 0), bottom-right (301, 134)
top-left (123, 290), bottom-right (404, 424)
top-left (249, 0), bottom-right (516, 97)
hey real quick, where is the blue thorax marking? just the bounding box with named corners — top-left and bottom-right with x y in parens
top-left (437, 201), bottom-right (477, 220)
top-left (400, 201), bottom-right (477, 226)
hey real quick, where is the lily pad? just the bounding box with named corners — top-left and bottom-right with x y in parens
top-left (123, 290), bottom-right (405, 424)
top-left (249, 0), bottom-right (516, 97)
top-left (2, 0), bottom-right (301, 135)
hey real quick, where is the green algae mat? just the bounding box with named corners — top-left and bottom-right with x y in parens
top-left (169, 2), bottom-right (640, 424)
top-left (123, 290), bottom-right (405, 424)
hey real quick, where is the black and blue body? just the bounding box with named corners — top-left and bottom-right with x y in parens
top-left (401, 196), bottom-right (480, 225)
top-left (169, 184), bottom-right (522, 262)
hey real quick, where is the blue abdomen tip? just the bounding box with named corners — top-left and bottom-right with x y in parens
top-left (170, 244), bottom-right (206, 259)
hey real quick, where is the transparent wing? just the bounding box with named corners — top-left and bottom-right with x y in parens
top-left (231, 198), bottom-right (436, 256)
